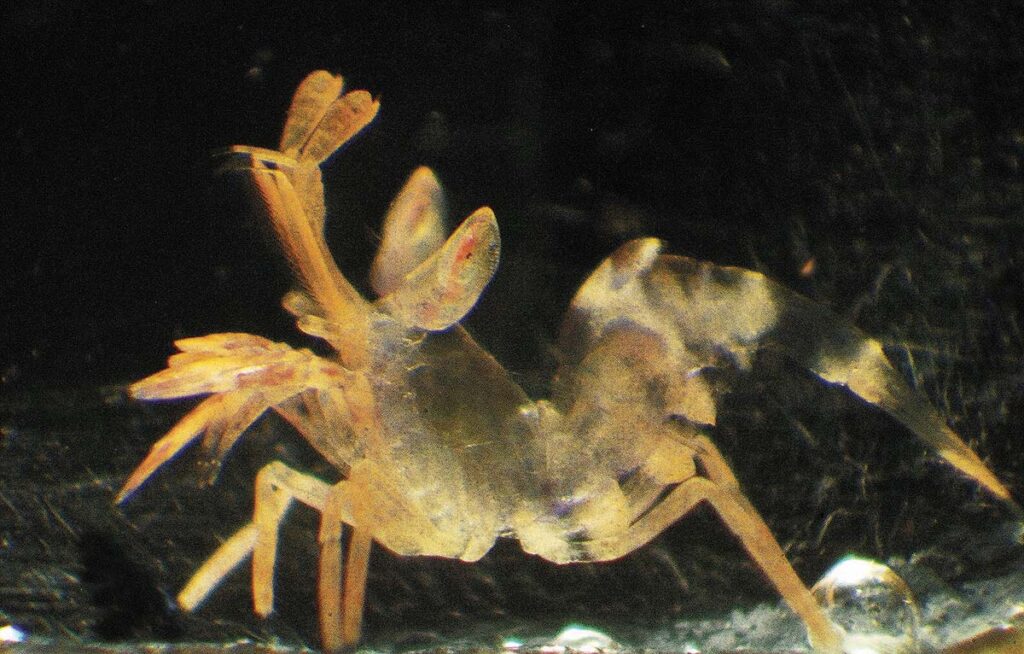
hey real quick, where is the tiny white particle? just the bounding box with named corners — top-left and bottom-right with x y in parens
top-left (0, 624), bottom-right (26, 643)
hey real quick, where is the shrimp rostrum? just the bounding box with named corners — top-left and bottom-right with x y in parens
top-left (117, 71), bottom-right (1018, 653)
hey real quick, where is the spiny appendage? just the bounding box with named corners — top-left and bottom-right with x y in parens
top-left (116, 332), bottom-right (351, 503)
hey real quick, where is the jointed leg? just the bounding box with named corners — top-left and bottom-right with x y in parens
top-left (251, 461), bottom-right (332, 615)
top-left (174, 461), bottom-right (370, 651)
top-left (342, 528), bottom-right (373, 647)
top-left (178, 523), bottom-right (259, 611)
top-left (582, 437), bottom-right (843, 653)
top-left (690, 436), bottom-right (841, 652)
top-left (319, 458), bottom-right (487, 650)
top-left (700, 480), bottom-right (841, 652)
top-left (176, 458), bottom-right (486, 652)
top-left (317, 489), bottom-right (373, 652)
top-left (176, 461), bottom-right (332, 613)
top-left (318, 512), bottom-right (343, 650)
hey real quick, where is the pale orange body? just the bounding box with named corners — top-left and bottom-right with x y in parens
top-left (118, 71), bottom-right (1017, 653)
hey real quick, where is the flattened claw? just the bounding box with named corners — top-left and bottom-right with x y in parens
top-left (132, 356), bottom-right (274, 400)
top-left (116, 388), bottom-right (293, 502)
top-left (200, 391), bottom-right (274, 463)
top-left (173, 332), bottom-right (278, 353)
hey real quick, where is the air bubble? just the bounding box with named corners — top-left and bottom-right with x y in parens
top-left (811, 556), bottom-right (921, 654)
top-left (549, 625), bottom-right (620, 653)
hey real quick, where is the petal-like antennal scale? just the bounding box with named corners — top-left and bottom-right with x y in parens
top-left (377, 206), bottom-right (500, 331)
top-left (370, 167), bottom-right (448, 297)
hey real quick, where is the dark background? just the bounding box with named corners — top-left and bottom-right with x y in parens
top-left (2, 0), bottom-right (1023, 648)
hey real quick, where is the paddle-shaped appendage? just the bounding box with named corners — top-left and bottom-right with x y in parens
top-left (370, 167), bottom-right (448, 297)
top-left (279, 70), bottom-right (379, 166)
top-left (279, 70), bottom-right (345, 159)
top-left (377, 206), bottom-right (500, 331)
